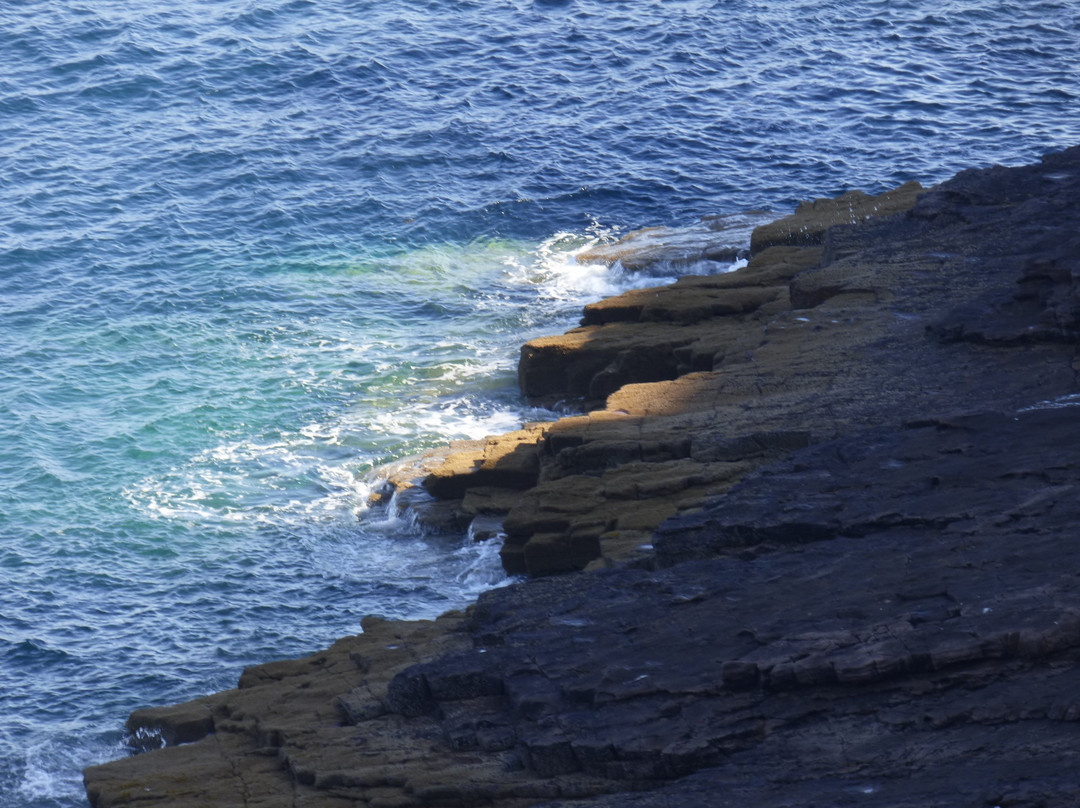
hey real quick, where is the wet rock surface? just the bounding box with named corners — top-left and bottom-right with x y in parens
top-left (86, 146), bottom-right (1080, 807)
top-left (573, 211), bottom-right (773, 273)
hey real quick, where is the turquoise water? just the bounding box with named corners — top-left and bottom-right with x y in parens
top-left (1, 1), bottom-right (1077, 804)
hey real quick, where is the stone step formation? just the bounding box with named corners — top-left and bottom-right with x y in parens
top-left (86, 146), bottom-right (1080, 808)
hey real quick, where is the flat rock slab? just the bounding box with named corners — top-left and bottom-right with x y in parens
top-left (655, 407), bottom-right (1080, 563)
top-left (574, 211), bottom-right (774, 273)
top-left (749, 180), bottom-right (924, 252)
top-left (396, 404), bottom-right (1080, 803)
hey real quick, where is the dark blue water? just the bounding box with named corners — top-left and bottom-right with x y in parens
top-left (1, 0), bottom-right (1077, 804)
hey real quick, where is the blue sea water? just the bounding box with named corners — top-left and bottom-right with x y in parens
top-left (0, 0), bottom-right (1077, 804)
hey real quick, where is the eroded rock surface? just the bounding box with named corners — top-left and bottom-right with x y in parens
top-left (86, 146), bottom-right (1080, 807)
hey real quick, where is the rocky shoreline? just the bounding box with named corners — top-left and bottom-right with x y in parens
top-left (85, 146), bottom-right (1080, 807)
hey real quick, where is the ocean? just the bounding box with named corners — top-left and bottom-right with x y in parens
top-left (1, 0), bottom-right (1077, 804)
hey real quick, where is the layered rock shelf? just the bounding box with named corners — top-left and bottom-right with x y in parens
top-left (85, 146), bottom-right (1080, 807)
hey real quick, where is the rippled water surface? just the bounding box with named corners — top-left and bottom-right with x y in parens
top-left (1, 0), bottom-right (1077, 804)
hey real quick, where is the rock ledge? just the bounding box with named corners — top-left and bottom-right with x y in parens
top-left (86, 146), bottom-right (1080, 808)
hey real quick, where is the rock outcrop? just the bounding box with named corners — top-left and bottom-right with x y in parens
top-left (86, 145), bottom-right (1080, 807)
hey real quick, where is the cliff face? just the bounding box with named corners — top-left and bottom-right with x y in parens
top-left (86, 146), bottom-right (1080, 807)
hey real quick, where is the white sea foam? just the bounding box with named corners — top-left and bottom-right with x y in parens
top-left (124, 224), bottom-right (738, 536)
top-left (502, 220), bottom-right (750, 314)
top-left (124, 430), bottom-right (373, 527)
top-left (124, 394), bottom-right (541, 532)
top-left (453, 533), bottom-right (516, 594)
top-left (1018, 393), bottom-right (1080, 412)
top-left (17, 738), bottom-right (97, 803)
top-left (501, 224), bottom-right (641, 304)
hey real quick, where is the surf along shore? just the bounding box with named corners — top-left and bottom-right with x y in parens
top-left (86, 146), bottom-right (1080, 807)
